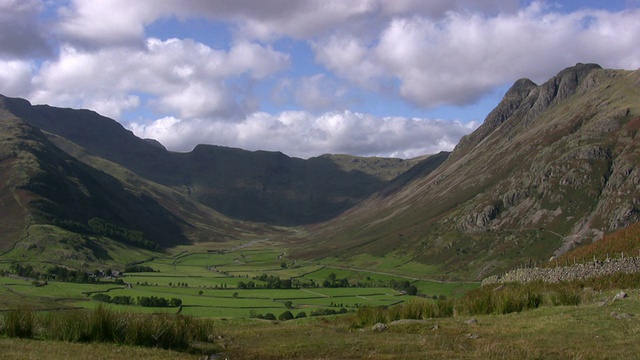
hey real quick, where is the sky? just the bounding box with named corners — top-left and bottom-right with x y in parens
top-left (1, 1), bottom-right (639, 159)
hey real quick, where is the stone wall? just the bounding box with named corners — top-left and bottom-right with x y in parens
top-left (482, 256), bottom-right (640, 285)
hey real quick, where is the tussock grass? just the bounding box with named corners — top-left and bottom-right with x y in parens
top-left (0, 305), bottom-right (215, 352)
top-left (354, 279), bottom-right (603, 326)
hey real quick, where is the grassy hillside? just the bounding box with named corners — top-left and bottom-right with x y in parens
top-left (292, 64), bottom-right (640, 279)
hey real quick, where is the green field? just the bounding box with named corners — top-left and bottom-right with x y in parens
top-left (0, 244), bottom-right (478, 318)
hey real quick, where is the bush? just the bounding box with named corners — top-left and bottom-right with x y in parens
top-left (295, 311), bottom-right (307, 319)
top-left (278, 311), bottom-right (294, 321)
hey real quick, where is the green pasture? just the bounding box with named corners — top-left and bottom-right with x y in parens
top-left (0, 244), bottom-right (478, 318)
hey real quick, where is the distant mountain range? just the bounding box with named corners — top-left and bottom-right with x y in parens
top-left (1, 63), bottom-right (638, 279)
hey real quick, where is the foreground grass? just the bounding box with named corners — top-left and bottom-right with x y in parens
top-left (1, 288), bottom-right (639, 359)
top-left (0, 338), bottom-right (198, 360)
top-left (0, 306), bottom-right (216, 353)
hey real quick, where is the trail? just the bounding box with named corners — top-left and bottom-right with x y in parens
top-left (0, 225), bottom-right (30, 258)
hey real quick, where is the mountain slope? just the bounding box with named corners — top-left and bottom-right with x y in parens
top-left (0, 95), bottom-right (420, 226)
top-left (295, 63), bottom-right (640, 279)
top-left (0, 110), bottom-right (189, 251)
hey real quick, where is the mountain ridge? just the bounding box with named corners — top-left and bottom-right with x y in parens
top-left (0, 94), bottom-right (428, 226)
top-left (293, 63), bottom-right (640, 279)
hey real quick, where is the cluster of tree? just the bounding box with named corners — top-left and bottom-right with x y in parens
top-left (291, 279), bottom-right (317, 288)
top-left (46, 266), bottom-right (97, 283)
top-left (10, 264), bottom-right (40, 278)
top-left (168, 282), bottom-right (189, 287)
top-left (92, 294), bottom-right (135, 305)
top-left (388, 280), bottom-right (418, 295)
top-left (250, 310), bottom-right (307, 321)
top-left (322, 273), bottom-right (350, 288)
top-left (137, 296), bottom-right (182, 307)
top-left (240, 274), bottom-right (292, 289)
top-left (309, 308), bottom-right (348, 316)
top-left (87, 218), bottom-right (159, 250)
top-left (124, 265), bottom-right (156, 273)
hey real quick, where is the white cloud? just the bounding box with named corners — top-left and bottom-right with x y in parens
top-left (0, 60), bottom-right (33, 96)
top-left (56, 0), bottom-right (168, 48)
top-left (4, 0), bottom-right (640, 160)
top-left (129, 111), bottom-right (477, 159)
top-left (363, 4), bottom-right (640, 107)
top-left (29, 38), bottom-right (289, 119)
top-left (313, 36), bottom-right (383, 90)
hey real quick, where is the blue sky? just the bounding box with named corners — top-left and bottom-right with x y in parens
top-left (1, 1), bottom-right (639, 158)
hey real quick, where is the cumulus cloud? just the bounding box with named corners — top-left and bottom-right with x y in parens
top-left (315, 4), bottom-right (640, 108)
top-left (0, 60), bottom-right (33, 96)
top-left (0, 0), bottom-right (51, 58)
top-left (4, 0), bottom-right (640, 159)
top-left (129, 111), bottom-right (477, 159)
top-left (29, 38), bottom-right (289, 119)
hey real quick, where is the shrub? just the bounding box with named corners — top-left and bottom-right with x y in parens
top-left (278, 311), bottom-right (294, 321)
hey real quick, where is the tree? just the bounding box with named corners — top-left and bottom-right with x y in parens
top-left (280, 262), bottom-right (287, 269)
top-left (295, 311), bottom-right (307, 319)
top-left (284, 301), bottom-right (293, 309)
top-left (407, 285), bottom-right (418, 296)
top-left (278, 311), bottom-right (294, 321)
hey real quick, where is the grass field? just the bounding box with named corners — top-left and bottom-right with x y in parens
top-left (0, 243), bottom-right (476, 318)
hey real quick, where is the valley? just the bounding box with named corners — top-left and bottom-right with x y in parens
top-left (0, 63), bottom-right (639, 358)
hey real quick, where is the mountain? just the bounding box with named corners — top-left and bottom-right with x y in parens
top-left (0, 109), bottom-right (186, 255)
top-left (0, 95), bottom-right (425, 226)
top-left (294, 63), bottom-right (640, 279)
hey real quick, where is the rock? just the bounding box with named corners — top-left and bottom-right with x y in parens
top-left (465, 318), bottom-right (478, 325)
top-left (614, 291), bottom-right (628, 300)
top-left (611, 311), bottom-right (634, 320)
top-left (468, 333), bottom-right (480, 339)
top-left (431, 324), bottom-right (439, 331)
top-left (372, 323), bottom-right (388, 331)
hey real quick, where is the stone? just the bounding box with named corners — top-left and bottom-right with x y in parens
top-left (611, 312), bottom-right (634, 320)
top-left (372, 323), bottom-right (388, 331)
top-left (614, 291), bottom-right (628, 300)
top-left (468, 333), bottom-right (480, 339)
top-left (465, 318), bottom-right (478, 325)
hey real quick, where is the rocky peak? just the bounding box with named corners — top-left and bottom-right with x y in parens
top-left (450, 64), bottom-right (603, 161)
